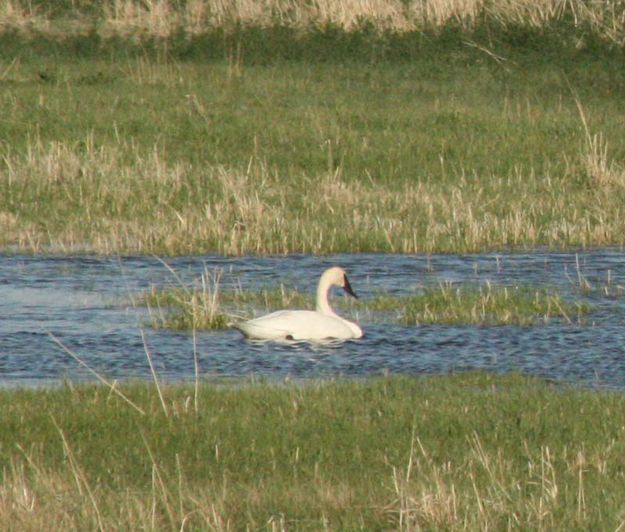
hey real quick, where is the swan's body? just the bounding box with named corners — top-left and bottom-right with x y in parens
top-left (233, 267), bottom-right (363, 341)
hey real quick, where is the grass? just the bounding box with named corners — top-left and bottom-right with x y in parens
top-left (1, 5), bottom-right (623, 529)
top-left (138, 272), bottom-right (591, 329)
top-left (140, 268), bottom-right (233, 330)
top-left (398, 282), bottom-right (591, 326)
top-left (140, 279), bottom-right (317, 330)
top-left (0, 3), bottom-right (624, 254)
top-left (2, 61), bottom-right (625, 255)
top-left (0, 373), bottom-right (624, 529)
top-left (4, 0), bottom-right (625, 47)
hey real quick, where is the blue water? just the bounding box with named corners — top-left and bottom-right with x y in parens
top-left (2, 250), bottom-right (625, 390)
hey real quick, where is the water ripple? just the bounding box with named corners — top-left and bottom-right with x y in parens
top-left (1, 250), bottom-right (625, 389)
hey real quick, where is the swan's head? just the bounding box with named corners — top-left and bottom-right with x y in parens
top-left (322, 266), bottom-right (358, 299)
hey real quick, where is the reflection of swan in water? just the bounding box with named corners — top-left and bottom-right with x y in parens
top-left (233, 267), bottom-right (363, 341)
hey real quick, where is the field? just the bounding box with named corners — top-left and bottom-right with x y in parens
top-left (1, 0), bottom-right (625, 254)
top-left (1, 374), bottom-right (625, 530)
top-left (2, 2), bottom-right (625, 529)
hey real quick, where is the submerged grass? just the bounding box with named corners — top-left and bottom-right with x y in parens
top-left (1, 374), bottom-right (625, 529)
top-left (139, 274), bottom-right (590, 329)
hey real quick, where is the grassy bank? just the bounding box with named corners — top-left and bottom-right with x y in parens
top-left (0, 374), bottom-right (624, 529)
top-left (1, 1), bottom-right (625, 254)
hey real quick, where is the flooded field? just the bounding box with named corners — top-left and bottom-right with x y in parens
top-left (2, 250), bottom-right (625, 390)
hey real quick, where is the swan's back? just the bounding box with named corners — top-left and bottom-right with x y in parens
top-left (234, 309), bottom-right (362, 341)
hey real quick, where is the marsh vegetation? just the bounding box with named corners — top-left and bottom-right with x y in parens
top-left (139, 268), bottom-right (591, 330)
top-left (2, 3), bottom-right (625, 528)
top-left (1, 1), bottom-right (625, 254)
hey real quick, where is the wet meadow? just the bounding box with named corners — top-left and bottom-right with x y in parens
top-left (2, 0), bottom-right (625, 528)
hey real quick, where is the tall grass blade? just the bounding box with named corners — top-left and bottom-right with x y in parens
top-left (48, 332), bottom-right (145, 415)
top-left (141, 328), bottom-right (168, 417)
top-left (51, 415), bottom-right (104, 532)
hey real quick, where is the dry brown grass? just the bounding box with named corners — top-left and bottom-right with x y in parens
top-left (99, 0), bottom-right (625, 46)
top-left (1, 436), bottom-right (615, 530)
top-left (388, 433), bottom-right (624, 530)
top-left (1, 0), bottom-right (625, 46)
top-left (0, 0), bottom-right (39, 28)
top-left (576, 99), bottom-right (625, 188)
top-left (0, 455), bottom-right (234, 531)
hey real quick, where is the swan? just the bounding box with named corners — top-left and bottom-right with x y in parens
top-left (233, 266), bottom-right (363, 341)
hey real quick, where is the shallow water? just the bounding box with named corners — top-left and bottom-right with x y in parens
top-left (2, 250), bottom-right (625, 390)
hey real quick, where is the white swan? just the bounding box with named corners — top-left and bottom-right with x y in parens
top-left (233, 266), bottom-right (363, 341)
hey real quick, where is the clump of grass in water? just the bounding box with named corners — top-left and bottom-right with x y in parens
top-left (138, 268), bottom-right (312, 331)
top-left (141, 269), bottom-right (232, 330)
top-left (398, 282), bottom-right (590, 326)
top-left (140, 273), bottom-right (590, 330)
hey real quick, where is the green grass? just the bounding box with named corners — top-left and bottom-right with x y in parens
top-left (1, 374), bottom-right (624, 529)
top-left (398, 282), bottom-right (591, 326)
top-left (143, 285), bottom-right (310, 330)
top-left (139, 268), bottom-right (233, 330)
top-left (139, 276), bottom-right (591, 330)
top-left (1, 3), bottom-right (625, 254)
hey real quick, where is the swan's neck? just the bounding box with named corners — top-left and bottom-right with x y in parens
top-left (315, 278), bottom-right (336, 316)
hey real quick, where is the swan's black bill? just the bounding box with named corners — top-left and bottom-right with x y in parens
top-left (343, 275), bottom-right (358, 299)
